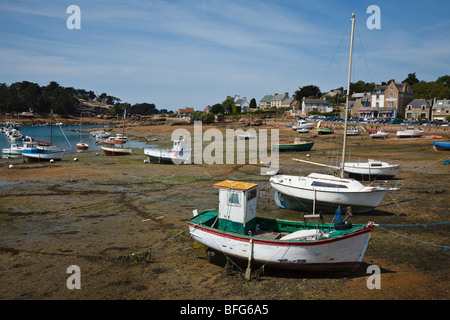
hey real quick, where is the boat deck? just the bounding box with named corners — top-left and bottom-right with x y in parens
top-left (189, 210), bottom-right (369, 241)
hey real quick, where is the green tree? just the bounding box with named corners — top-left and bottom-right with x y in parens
top-left (222, 98), bottom-right (234, 113)
top-left (403, 73), bottom-right (419, 86)
top-left (294, 85), bottom-right (322, 100)
top-left (436, 75), bottom-right (450, 88)
top-left (210, 103), bottom-right (224, 114)
top-left (249, 98), bottom-right (257, 109)
top-left (412, 81), bottom-right (450, 100)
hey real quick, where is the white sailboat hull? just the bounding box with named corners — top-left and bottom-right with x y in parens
top-left (270, 173), bottom-right (389, 213)
top-left (343, 160), bottom-right (400, 178)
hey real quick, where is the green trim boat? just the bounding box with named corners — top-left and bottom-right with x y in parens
top-left (188, 180), bottom-right (374, 273)
top-left (273, 138), bottom-right (314, 151)
top-left (317, 128), bottom-right (334, 135)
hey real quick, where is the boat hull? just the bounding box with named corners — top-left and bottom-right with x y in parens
top-left (189, 220), bottom-right (372, 272)
top-left (101, 146), bottom-right (132, 156)
top-left (370, 132), bottom-right (389, 139)
top-left (317, 129), bottom-right (334, 135)
top-left (433, 141), bottom-right (450, 151)
top-left (343, 161), bottom-right (400, 178)
top-left (273, 142), bottom-right (314, 151)
top-left (76, 143), bottom-right (89, 150)
top-left (144, 148), bottom-right (191, 164)
top-left (22, 149), bottom-right (63, 161)
top-left (270, 174), bottom-right (388, 213)
top-left (396, 129), bottom-right (424, 138)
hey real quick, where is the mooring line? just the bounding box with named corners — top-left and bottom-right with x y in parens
top-left (374, 224), bottom-right (450, 251)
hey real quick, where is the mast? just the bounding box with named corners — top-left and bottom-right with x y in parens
top-left (50, 109), bottom-right (53, 145)
top-left (340, 13), bottom-right (356, 179)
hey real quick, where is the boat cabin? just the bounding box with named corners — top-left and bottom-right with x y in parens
top-left (214, 180), bottom-right (258, 235)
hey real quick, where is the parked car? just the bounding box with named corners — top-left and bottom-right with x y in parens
top-left (388, 119), bottom-right (403, 124)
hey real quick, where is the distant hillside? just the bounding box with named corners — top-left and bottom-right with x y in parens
top-left (0, 80), bottom-right (159, 118)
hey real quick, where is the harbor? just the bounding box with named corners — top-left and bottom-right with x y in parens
top-left (0, 120), bottom-right (448, 300)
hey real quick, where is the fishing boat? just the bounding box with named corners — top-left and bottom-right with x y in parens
top-left (22, 148), bottom-right (64, 161)
top-left (396, 126), bottom-right (424, 138)
top-left (433, 140), bottom-right (450, 151)
top-left (76, 142), bottom-right (89, 150)
top-left (293, 120), bottom-right (314, 131)
top-left (343, 159), bottom-right (400, 178)
top-left (2, 140), bottom-right (37, 158)
top-left (144, 139), bottom-right (191, 164)
top-left (96, 136), bottom-right (116, 145)
top-left (273, 138), bottom-right (314, 151)
top-left (188, 180), bottom-right (374, 273)
top-left (114, 133), bottom-right (128, 144)
top-left (370, 129), bottom-right (389, 139)
top-left (270, 13), bottom-right (398, 214)
top-left (346, 127), bottom-right (360, 136)
top-left (100, 145), bottom-right (132, 156)
top-left (317, 128), bottom-right (334, 135)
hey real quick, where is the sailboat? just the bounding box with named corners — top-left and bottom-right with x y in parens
top-left (76, 113), bottom-right (89, 150)
top-left (101, 110), bottom-right (132, 156)
top-left (269, 14), bottom-right (398, 214)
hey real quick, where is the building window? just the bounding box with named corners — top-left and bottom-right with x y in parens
top-left (390, 93), bottom-right (393, 97)
top-left (406, 113), bottom-right (412, 118)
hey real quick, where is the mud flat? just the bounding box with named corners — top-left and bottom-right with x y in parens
top-left (0, 123), bottom-right (449, 300)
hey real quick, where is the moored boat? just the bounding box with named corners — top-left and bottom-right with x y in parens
top-left (22, 148), bottom-right (64, 161)
top-left (293, 120), bottom-right (314, 131)
top-left (433, 140), bottom-right (450, 151)
top-left (343, 159), bottom-right (400, 178)
top-left (370, 129), bottom-right (389, 139)
top-left (2, 140), bottom-right (37, 157)
top-left (346, 127), bottom-right (361, 136)
top-left (188, 180), bottom-right (374, 273)
top-left (273, 138), bottom-right (314, 151)
top-left (76, 142), bottom-right (89, 150)
top-left (144, 139), bottom-right (191, 164)
top-left (101, 145), bottom-right (132, 156)
top-left (396, 126), bottom-right (424, 138)
top-left (270, 173), bottom-right (396, 213)
top-left (317, 128), bottom-right (334, 135)
top-left (269, 13), bottom-right (399, 214)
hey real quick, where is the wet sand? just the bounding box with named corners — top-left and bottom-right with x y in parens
top-left (0, 122), bottom-right (449, 300)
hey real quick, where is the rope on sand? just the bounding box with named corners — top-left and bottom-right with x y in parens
top-left (374, 222), bottom-right (450, 251)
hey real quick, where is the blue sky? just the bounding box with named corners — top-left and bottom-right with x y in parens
top-left (1, 0), bottom-right (449, 111)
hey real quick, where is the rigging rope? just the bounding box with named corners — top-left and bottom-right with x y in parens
top-left (374, 223), bottom-right (450, 251)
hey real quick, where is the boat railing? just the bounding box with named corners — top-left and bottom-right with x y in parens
top-left (366, 179), bottom-right (403, 190)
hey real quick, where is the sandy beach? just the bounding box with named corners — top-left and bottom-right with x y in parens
top-left (0, 120), bottom-right (449, 301)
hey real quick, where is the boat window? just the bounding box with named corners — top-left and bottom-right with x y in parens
top-left (370, 163), bottom-right (382, 167)
top-left (311, 181), bottom-right (347, 188)
top-left (247, 189), bottom-right (257, 201)
top-left (228, 192), bottom-right (240, 206)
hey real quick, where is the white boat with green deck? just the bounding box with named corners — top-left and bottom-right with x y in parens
top-left (188, 180), bottom-right (374, 273)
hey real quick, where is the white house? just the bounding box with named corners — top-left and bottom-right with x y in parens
top-left (301, 98), bottom-right (333, 115)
